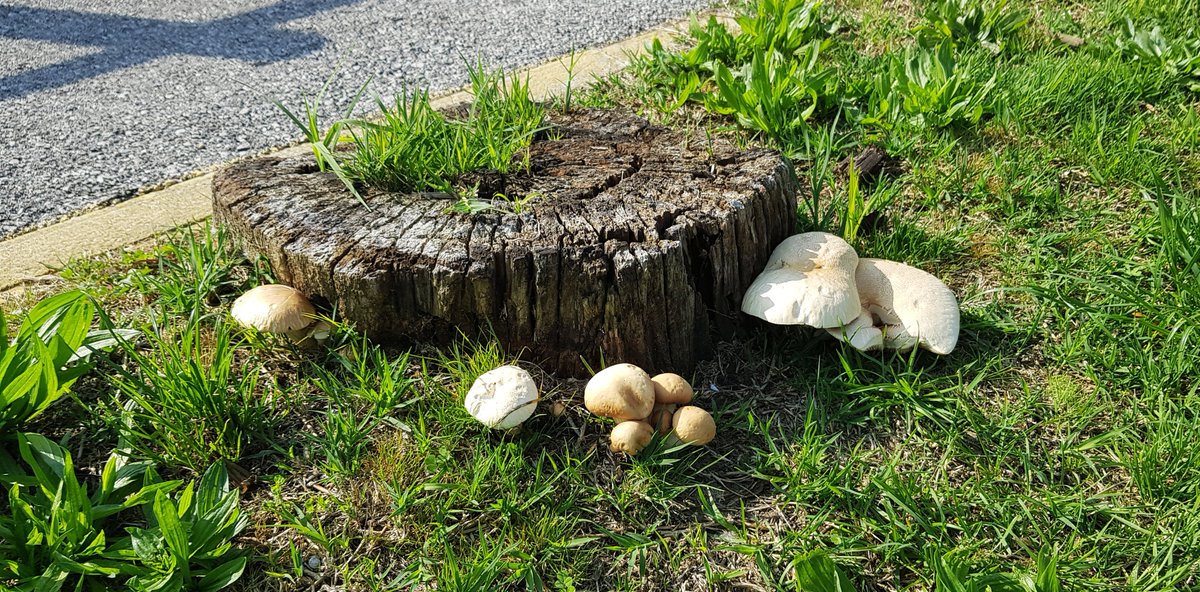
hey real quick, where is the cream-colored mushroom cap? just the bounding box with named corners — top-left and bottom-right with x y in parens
top-left (650, 373), bottom-right (693, 405)
top-left (610, 420), bottom-right (654, 455)
top-left (231, 284), bottom-right (316, 335)
top-left (853, 258), bottom-right (960, 355)
top-left (464, 365), bottom-right (540, 429)
top-left (825, 310), bottom-right (884, 351)
top-left (672, 406), bottom-right (716, 446)
top-left (584, 363), bottom-right (655, 421)
top-left (741, 232), bottom-right (862, 328)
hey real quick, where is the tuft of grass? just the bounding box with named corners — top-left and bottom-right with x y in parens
top-left (1, 291), bottom-right (98, 433)
top-left (278, 63), bottom-right (544, 205)
top-left (1112, 18), bottom-right (1200, 92)
top-left (707, 41), bottom-right (839, 149)
top-left (624, 0), bottom-right (840, 147)
top-left (306, 338), bottom-right (418, 482)
top-left (103, 317), bottom-right (280, 473)
top-left (0, 434), bottom-right (248, 591)
top-left (1031, 187), bottom-right (1199, 398)
top-left (273, 71), bottom-right (370, 177)
top-left (126, 223), bottom-right (272, 324)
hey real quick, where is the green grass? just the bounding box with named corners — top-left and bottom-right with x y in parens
top-left (3, 0), bottom-right (1200, 589)
top-left (278, 63), bottom-right (545, 204)
top-left (102, 316), bottom-right (283, 473)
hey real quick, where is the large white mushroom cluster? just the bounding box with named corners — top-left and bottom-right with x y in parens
top-left (741, 232), bottom-right (960, 354)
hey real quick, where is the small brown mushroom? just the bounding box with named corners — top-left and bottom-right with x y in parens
top-left (650, 373), bottom-right (694, 405)
top-left (584, 363), bottom-right (655, 421)
top-left (672, 406), bottom-right (716, 446)
top-left (649, 403), bottom-right (677, 434)
top-left (609, 420), bottom-right (654, 455)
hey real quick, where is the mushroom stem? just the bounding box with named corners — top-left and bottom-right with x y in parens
top-left (825, 310), bottom-right (883, 351)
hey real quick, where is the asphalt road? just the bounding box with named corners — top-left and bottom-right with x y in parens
top-left (0, 0), bottom-right (707, 239)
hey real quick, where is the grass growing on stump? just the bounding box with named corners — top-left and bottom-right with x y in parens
top-left (277, 63), bottom-right (545, 202)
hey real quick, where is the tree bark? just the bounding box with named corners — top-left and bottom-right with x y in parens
top-left (213, 109), bottom-right (797, 376)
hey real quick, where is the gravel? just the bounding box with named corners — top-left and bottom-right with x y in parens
top-left (0, 0), bottom-right (708, 239)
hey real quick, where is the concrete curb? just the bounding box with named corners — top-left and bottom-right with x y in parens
top-left (0, 15), bottom-right (699, 293)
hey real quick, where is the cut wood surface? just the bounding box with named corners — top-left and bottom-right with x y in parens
top-left (213, 109), bottom-right (797, 376)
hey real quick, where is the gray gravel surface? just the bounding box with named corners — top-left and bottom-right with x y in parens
top-left (0, 0), bottom-right (707, 239)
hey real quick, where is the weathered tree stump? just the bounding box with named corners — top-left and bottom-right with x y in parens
top-left (213, 109), bottom-right (796, 376)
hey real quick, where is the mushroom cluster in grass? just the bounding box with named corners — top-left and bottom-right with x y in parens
top-left (585, 366), bottom-right (715, 455)
top-left (464, 365), bottom-right (540, 429)
top-left (742, 232), bottom-right (960, 355)
top-left (231, 284), bottom-right (329, 345)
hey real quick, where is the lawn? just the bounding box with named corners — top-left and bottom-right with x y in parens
top-left (2, 0), bottom-right (1199, 590)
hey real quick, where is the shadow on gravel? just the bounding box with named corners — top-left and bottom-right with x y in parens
top-left (0, 0), bottom-right (363, 100)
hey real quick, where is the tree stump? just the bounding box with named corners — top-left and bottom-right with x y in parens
top-left (213, 109), bottom-right (797, 376)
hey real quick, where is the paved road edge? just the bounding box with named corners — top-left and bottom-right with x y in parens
top-left (0, 15), bottom-right (700, 293)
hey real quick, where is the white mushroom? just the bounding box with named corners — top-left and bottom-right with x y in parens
top-left (231, 284), bottom-right (316, 340)
top-left (741, 232), bottom-right (862, 328)
top-left (464, 365), bottom-right (540, 429)
top-left (832, 258), bottom-right (960, 355)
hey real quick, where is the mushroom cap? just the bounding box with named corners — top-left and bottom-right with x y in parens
top-left (825, 310), bottom-right (884, 351)
top-left (649, 403), bottom-right (677, 434)
top-left (610, 420), bottom-right (654, 455)
top-left (855, 258), bottom-right (960, 354)
top-left (650, 373), bottom-right (694, 405)
top-left (231, 284), bottom-right (316, 334)
top-left (741, 232), bottom-right (862, 328)
top-left (672, 406), bottom-right (716, 446)
top-left (464, 365), bottom-right (540, 429)
top-left (584, 363), bottom-right (655, 421)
